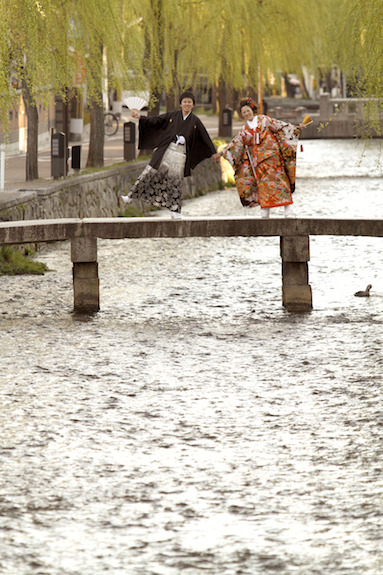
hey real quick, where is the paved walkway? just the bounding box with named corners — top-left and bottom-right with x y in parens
top-left (0, 114), bottom-right (242, 204)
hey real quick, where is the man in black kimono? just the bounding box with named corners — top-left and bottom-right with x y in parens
top-left (121, 92), bottom-right (219, 218)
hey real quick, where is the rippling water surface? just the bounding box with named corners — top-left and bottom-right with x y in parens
top-left (1, 140), bottom-right (383, 574)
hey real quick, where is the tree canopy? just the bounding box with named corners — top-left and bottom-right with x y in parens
top-left (0, 0), bottom-right (140, 119)
top-left (339, 0), bottom-right (383, 97)
top-left (2, 0), bottom-right (383, 114)
top-left (1, 0), bottom-right (383, 171)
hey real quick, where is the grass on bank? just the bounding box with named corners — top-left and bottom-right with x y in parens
top-left (0, 246), bottom-right (48, 276)
top-left (117, 204), bottom-right (148, 217)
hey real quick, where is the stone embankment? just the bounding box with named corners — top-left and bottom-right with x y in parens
top-left (0, 159), bottom-right (223, 222)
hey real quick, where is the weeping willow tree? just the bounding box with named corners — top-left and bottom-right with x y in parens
top-left (160, 0), bottom-right (200, 110)
top-left (0, 2), bottom-right (14, 124)
top-left (188, 0), bottom-right (253, 112)
top-left (47, 0), bottom-right (143, 167)
top-left (338, 0), bottom-right (383, 135)
top-left (312, 1), bottom-right (347, 92)
top-left (0, 0), bottom-right (72, 180)
top-left (0, 0), bottom-right (142, 175)
top-left (2, 0), bottom-right (373, 181)
top-left (236, 0), bottom-right (343, 101)
top-left (70, 0), bottom-right (143, 166)
top-left (339, 0), bottom-right (383, 97)
top-left (128, 0), bottom-right (259, 119)
top-left (128, 0), bottom-right (185, 114)
top-left (155, 0), bottom-right (342, 117)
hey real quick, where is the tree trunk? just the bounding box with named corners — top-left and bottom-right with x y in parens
top-left (298, 74), bottom-right (309, 99)
top-left (211, 84), bottom-right (217, 114)
top-left (166, 48), bottom-right (179, 112)
top-left (22, 78), bottom-right (39, 181)
top-left (148, 87), bottom-right (161, 116)
top-left (86, 94), bottom-right (104, 168)
top-left (86, 43), bottom-right (105, 168)
top-left (165, 92), bottom-right (174, 112)
top-left (138, 86), bottom-right (161, 157)
top-left (284, 73), bottom-right (296, 99)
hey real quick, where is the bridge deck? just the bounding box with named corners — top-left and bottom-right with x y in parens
top-left (2, 217), bottom-right (381, 313)
top-left (1, 217), bottom-right (383, 245)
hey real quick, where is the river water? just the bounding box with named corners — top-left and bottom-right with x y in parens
top-left (1, 139), bottom-right (383, 575)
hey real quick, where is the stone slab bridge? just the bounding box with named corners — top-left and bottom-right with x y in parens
top-left (1, 217), bottom-right (381, 313)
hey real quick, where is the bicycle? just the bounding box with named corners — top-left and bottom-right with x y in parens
top-left (104, 111), bottom-right (119, 136)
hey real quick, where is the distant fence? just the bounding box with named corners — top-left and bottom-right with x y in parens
top-left (273, 94), bottom-right (383, 139)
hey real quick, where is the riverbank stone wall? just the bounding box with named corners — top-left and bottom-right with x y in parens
top-left (0, 159), bottom-right (223, 222)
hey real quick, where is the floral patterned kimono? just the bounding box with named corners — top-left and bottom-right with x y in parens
top-left (223, 115), bottom-right (298, 210)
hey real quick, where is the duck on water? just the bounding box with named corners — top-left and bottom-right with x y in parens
top-left (354, 284), bottom-right (372, 297)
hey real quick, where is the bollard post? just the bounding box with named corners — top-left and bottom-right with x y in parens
top-left (219, 108), bottom-right (232, 138)
top-left (280, 235), bottom-right (312, 312)
top-left (51, 132), bottom-right (67, 179)
top-left (71, 145), bottom-right (81, 173)
top-left (123, 122), bottom-right (136, 161)
top-left (71, 237), bottom-right (99, 313)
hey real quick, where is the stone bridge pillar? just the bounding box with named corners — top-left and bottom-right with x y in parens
top-left (71, 237), bottom-right (99, 313)
top-left (280, 235), bottom-right (312, 312)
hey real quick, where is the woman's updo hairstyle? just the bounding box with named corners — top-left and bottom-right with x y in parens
top-left (239, 98), bottom-right (257, 113)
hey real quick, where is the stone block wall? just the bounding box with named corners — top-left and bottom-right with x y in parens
top-left (0, 159), bottom-right (223, 222)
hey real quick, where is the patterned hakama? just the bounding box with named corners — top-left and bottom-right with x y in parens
top-left (130, 143), bottom-right (186, 213)
top-left (129, 110), bottom-right (216, 214)
top-left (223, 115), bottom-right (298, 210)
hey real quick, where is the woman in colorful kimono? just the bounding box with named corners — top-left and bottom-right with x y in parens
top-left (216, 98), bottom-right (305, 218)
top-left (121, 92), bottom-right (219, 219)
